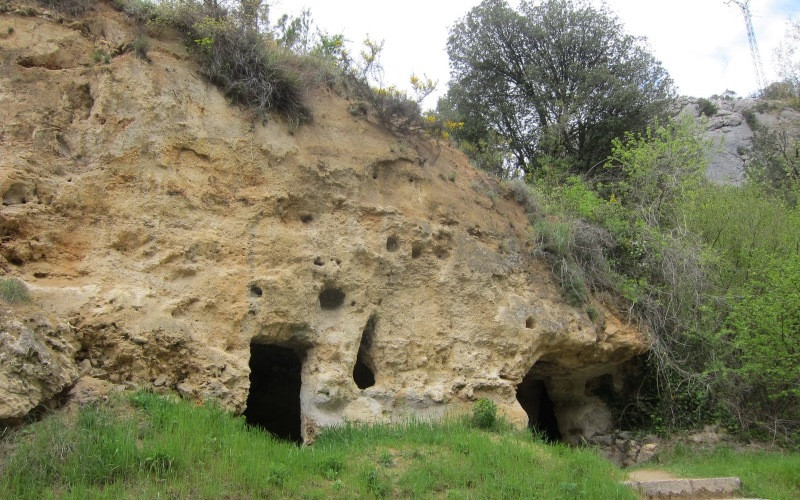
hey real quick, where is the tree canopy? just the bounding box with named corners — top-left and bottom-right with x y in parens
top-left (444, 0), bottom-right (675, 176)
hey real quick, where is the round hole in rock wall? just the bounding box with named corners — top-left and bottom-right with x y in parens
top-left (525, 317), bottom-right (534, 329)
top-left (313, 257), bottom-right (324, 266)
top-left (386, 236), bottom-right (399, 252)
top-left (319, 287), bottom-right (345, 310)
top-left (411, 243), bottom-right (423, 259)
top-left (300, 214), bottom-right (313, 223)
top-left (249, 285), bottom-right (263, 297)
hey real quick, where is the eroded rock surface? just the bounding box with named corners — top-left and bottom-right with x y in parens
top-left (0, 3), bottom-right (646, 440)
top-left (680, 96), bottom-right (800, 185)
top-left (0, 305), bottom-right (79, 424)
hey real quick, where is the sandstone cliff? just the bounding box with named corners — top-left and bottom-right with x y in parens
top-left (0, 2), bottom-right (645, 442)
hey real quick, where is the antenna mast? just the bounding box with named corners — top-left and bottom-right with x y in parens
top-left (727, 0), bottom-right (768, 92)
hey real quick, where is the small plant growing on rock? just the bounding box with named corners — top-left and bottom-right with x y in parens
top-left (0, 277), bottom-right (30, 303)
top-left (472, 398), bottom-right (498, 430)
top-left (697, 98), bottom-right (718, 117)
top-left (132, 35), bottom-right (151, 62)
top-left (92, 49), bottom-right (111, 64)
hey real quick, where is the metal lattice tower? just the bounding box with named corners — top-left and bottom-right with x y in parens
top-left (727, 0), bottom-right (768, 92)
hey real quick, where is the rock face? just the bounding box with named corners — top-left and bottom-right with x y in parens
top-left (680, 96), bottom-right (800, 185)
top-left (0, 3), bottom-right (646, 441)
top-left (0, 305), bottom-right (80, 424)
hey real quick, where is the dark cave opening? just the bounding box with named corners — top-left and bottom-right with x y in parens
top-left (244, 343), bottom-right (304, 443)
top-left (516, 374), bottom-right (562, 442)
top-left (353, 316), bottom-right (376, 389)
top-left (319, 287), bottom-right (345, 310)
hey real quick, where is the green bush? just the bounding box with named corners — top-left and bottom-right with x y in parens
top-left (697, 98), bottom-right (718, 117)
top-left (0, 277), bottom-right (30, 303)
top-left (742, 108), bottom-right (758, 130)
top-left (471, 398), bottom-right (498, 430)
top-left (719, 255), bottom-right (800, 440)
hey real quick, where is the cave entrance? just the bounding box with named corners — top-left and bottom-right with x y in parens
top-left (244, 343), bottom-right (304, 443)
top-left (516, 373), bottom-right (562, 442)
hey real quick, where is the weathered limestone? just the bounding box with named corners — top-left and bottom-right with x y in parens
top-left (0, 305), bottom-right (80, 424)
top-left (0, 3), bottom-right (647, 440)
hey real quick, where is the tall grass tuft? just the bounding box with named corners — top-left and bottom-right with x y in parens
top-left (0, 277), bottom-right (30, 303)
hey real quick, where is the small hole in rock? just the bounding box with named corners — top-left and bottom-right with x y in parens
top-left (525, 317), bottom-right (534, 329)
top-left (9, 257), bottom-right (23, 266)
top-left (319, 287), bottom-right (345, 310)
top-left (300, 214), bottom-right (313, 223)
top-left (249, 285), bottom-right (263, 298)
top-left (411, 243), bottom-right (423, 259)
top-left (353, 316), bottom-right (376, 389)
top-left (350, 300), bottom-right (356, 306)
top-left (386, 236), bottom-right (399, 252)
top-left (313, 257), bottom-right (324, 266)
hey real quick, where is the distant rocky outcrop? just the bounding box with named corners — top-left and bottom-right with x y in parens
top-left (0, 2), bottom-right (646, 442)
top-left (680, 95), bottom-right (800, 185)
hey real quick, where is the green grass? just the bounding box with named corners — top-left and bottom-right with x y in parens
top-left (0, 392), bottom-right (634, 499)
top-left (654, 444), bottom-right (800, 500)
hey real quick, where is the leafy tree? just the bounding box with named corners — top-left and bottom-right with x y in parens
top-left (746, 121), bottom-right (800, 203)
top-left (775, 18), bottom-right (800, 89)
top-left (607, 115), bottom-right (710, 229)
top-left (445, 0), bottom-right (674, 175)
top-left (720, 255), bottom-right (800, 439)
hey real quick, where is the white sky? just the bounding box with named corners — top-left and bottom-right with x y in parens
top-left (271, 0), bottom-right (800, 108)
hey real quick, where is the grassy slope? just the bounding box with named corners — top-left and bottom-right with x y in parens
top-left (0, 392), bottom-right (634, 499)
top-left (654, 444), bottom-right (800, 500)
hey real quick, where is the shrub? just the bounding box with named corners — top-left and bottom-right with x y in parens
top-left (501, 178), bottom-right (540, 215)
top-left (471, 398), bottom-right (498, 430)
top-left (0, 277), bottom-right (30, 303)
top-left (186, 15), bottom-right (311, 126)
top-left (742, 108), bottom-right (758, 130)
top-left (717, 255), bottom-right (800, 442)
top-left (111, 0), bottom-right (313, 126)
top-left (761, 80), bottom-right (799, 100)
top-left (132, 35), bottom-right (150, 61)
top-left (92, 49), bottom-right (111, 64)
top-left (696, 98), bottom-right (718, 117)
top-left (36, 0), bottom-right (92, 16)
